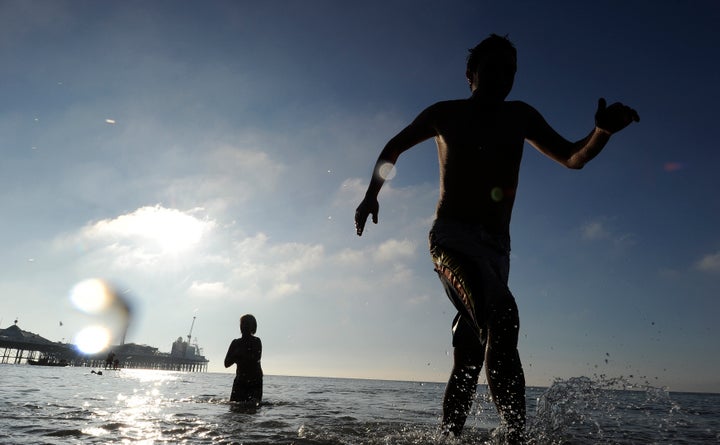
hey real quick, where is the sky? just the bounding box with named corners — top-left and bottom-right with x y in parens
top-left (1, 0), bottom-right (719, 393)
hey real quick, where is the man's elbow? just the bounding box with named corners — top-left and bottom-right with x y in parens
top-left (563, 155), bottom-right (587, 170)
top-left (557, 158), bottom-right (584, 169)
top-left (565, 161), bottom-right (585, 170)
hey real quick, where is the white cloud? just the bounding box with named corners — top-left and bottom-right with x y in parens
top-left (160, 144), bottom-right (287, 212)
top-left (580, 218), bottom-right (635, 249)
top-left (49, 205), bottom-right (219, 273)
top-left (268, 282), bottom-right (301, 299)
top-left (581, 221), bottom-right (610, 240)
top-left (188, 281), bottom-right (230, 298)
top-left (696, 251), bottom-right (720, 274)
top-left (335, 248), bottom-right (366, 266)
top-left (80, 205), bottom-right (215, 255)
top-left (335, 178), bottom-right (368, 206)
top-left (55, 210), bottom-right (330, 302)
top-left (223, 233), bottom-right (326, 301)
top-left (374, 239), bottom-right (417, 262)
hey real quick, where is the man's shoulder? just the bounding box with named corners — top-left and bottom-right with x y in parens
top-left (504, 100), bottom-right (533, 111)
top-left (419, 99), bottom-right (469, 119)
top-left (429, 98), bottom-right (468, 109)
top-left (505, 100), bottom-right (537, 113)
top-left (427, 99), bottom-right (532, 110)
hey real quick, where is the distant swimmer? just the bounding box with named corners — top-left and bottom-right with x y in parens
top-left (224, 314), bottom-right (263, 406)
top-left (105, 351), bottom-right (115, 370)
top-left (355, 34), bottom-right (638, 443)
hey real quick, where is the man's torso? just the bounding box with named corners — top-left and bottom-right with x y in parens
top-left (430, 99), bottom-right (530, 235)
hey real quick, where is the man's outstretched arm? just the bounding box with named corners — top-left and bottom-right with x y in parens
top-left (355, 107), bottom-right (437, 236)
top-left (525, 98), bottom-right (639, 169)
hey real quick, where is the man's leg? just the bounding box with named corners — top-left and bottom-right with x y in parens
top-left (442, 346), bottom-right (483, 435)
top-left (485, 294), bottom-right (526, 443)
top-left (442, 316), bottom-right (484, 435)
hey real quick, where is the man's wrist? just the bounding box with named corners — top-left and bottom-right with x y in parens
top-left (595, 126), bottom-right (613, 136)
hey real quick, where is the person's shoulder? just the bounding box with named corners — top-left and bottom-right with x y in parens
top-left (504, 100), bottom-right (534, 112)
top-left (504, 100), bottom-right (542, 121)
top-left (420, 99), bottom-right (469, 118)
top-left (429, 98), bottom-right (468, 110)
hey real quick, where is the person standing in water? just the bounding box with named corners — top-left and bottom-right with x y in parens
top-left (354, 34), bottom-right (639, 443)
top-left (224, 314), bottom-right (263, 405)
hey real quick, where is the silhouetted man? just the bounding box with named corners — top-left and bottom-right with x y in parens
top-left (354, 34), bottom-right (639, 443)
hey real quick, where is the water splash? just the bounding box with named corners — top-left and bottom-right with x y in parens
top-left (529, 375), bottom-right (682, 444)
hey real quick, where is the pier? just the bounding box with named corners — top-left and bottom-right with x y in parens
top-left (0, 323), bottom-right (69, 364)
top-left (0, 321), bottom-right (208, 372)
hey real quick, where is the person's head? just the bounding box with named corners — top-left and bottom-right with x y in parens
top-left (240, 314), bottom-right (257, 336)
top-left (466, 34), bottom-right (517, 100)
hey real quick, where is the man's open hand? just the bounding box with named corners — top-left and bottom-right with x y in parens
top-left (595, 98), bottom-right (640, 134)
top-left (354, 197), bottom-right (379, 236)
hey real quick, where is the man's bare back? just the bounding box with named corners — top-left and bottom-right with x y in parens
top-left (428, 99), bottom-right (528, 235)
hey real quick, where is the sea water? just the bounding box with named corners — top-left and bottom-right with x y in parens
top-left (0, 364), bottom-right (718, 444)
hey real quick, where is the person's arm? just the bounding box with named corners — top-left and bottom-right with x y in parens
top-left (525, 98), bottom-right (639, 169)
top-left (224, 340), bottom-right (236, 368)
top-left (355, 106), bottom-right (438, 236)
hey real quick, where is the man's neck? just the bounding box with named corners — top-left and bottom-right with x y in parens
top-left (469, 89), bottom-right (504, 106)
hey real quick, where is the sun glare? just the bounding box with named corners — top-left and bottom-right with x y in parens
top-left (154, 215), bottom-right (205, 253)
top-left (91, 206), bottom-right (212, 254)
top-left (70, 279), bottom-right (112, 314)
top-left (74, 325), bottom-right (111, 354)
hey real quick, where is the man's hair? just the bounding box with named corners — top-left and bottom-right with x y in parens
top-left (466, 34), bottom-right (516, 75)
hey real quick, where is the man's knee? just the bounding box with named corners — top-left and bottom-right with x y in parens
top-left (453, 345), bottom-right (483, 371)
top-left (487, 292), bottom-right (519, 340)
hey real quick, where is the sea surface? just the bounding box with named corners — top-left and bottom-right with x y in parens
top-left (0, 364), bottom-right (718, 444)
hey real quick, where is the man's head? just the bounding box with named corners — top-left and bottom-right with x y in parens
top-left (466, 34), bottom-right (517, 100)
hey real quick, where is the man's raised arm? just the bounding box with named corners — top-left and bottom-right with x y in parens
top-left (355, 107), bottom-right (437, 236)
top-left (525, 98), bottom-right (639, 169)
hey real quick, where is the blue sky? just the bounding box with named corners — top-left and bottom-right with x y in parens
top-left (1, 1), bottom-right (718, 393)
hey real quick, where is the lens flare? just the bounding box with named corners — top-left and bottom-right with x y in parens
top-left (491, 187), bottom-right (504, 202)
top-left (663, 162), bottom-right (683, 172)
top-left (69, 278), bottom-right (134, 351)
top-left (74, 325), bottom-right (111, 354)
top-left (377, 162), bottom-right (396, 180)
top-left (71, 279), bottom-right (112, 314)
